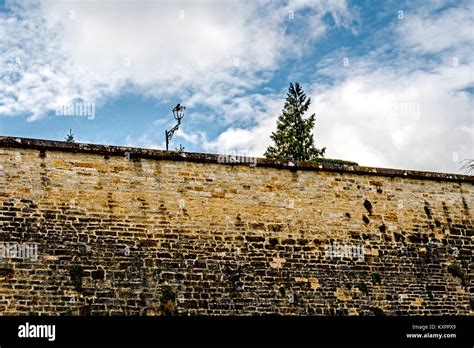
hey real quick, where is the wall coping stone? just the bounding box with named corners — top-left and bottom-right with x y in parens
top-left (1, 135), bottom-right (472, 183)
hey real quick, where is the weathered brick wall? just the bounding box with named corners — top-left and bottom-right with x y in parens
top-left (0, 137), bottom-right (472, 315)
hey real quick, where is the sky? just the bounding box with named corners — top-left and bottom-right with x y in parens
top-left (0, 0), bottom-right (473, 174)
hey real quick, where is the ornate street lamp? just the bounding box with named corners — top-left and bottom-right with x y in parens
top-left (165, 103), bottom-right (185, 151)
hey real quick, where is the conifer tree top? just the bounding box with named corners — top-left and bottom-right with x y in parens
top-left (265, 83), bottom-right (326, 162)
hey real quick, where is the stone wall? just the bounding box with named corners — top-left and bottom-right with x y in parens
top-left (0, 136), bottom-right (472, 315)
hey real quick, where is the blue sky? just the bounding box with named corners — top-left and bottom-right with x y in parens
top-left (0, 0), bottom-right (473, 173)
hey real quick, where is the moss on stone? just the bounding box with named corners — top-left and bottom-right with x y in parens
top-left (447, 262), bottom-right (463, 278)
top-left (370, 307), bottom-right (386, 316)
top-left (371, 272), bottom-right (382, 285)
top-left (159, 285), bottom-right (177, 316)
top-left (0, 264), bottom-right (14, 277)
top-left (69, 265), bottom-right (84, 292)
top-left (357, 282), bottom-right (369, 296)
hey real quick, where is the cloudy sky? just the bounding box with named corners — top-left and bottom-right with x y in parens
top-left (0, 0), bottom-right (473, 173)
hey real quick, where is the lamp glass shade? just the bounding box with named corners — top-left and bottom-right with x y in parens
top-left (172, 104), bottom-right (185, 120)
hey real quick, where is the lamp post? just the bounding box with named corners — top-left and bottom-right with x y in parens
top-left (165, 103), bottom-right (185, 151)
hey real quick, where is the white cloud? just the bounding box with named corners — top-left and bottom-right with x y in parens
top-left (311, 2), bottom-right (474, 173)
top-left (2, 0), bottom-right (470, 174)
top-left (203, 111), bottom-right (280, 156)
top-left (396, 2), bottom-right (474, 54)
top-left (207, 2), bottom-right (474, 173)
top-left (0, 0), bottom-right (355, 122)
top-left (124, 134), bottom-right (164, 150)
top-left (313, 65), bottom-right (473, 172)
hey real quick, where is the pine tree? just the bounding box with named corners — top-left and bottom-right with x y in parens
top-left (264, 83), bottom-right (325, 162)
top-left (65, 129), bottom-right (75, 143)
